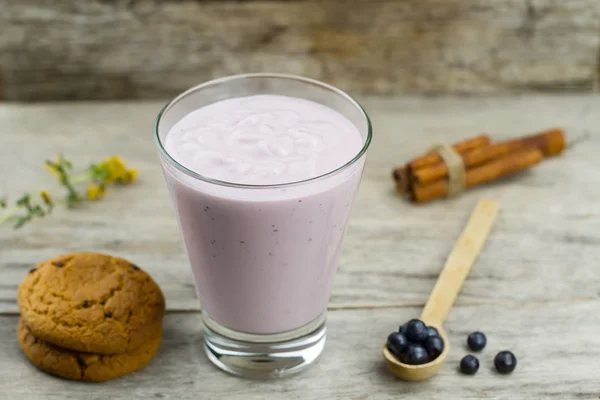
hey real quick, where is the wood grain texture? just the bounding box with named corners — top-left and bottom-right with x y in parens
top-left (2, 302), bottom-right (600, 399)
top-left (1, 0), bottom-right (599, 101)
top-left (1, 95), bottom-right (599, 315)
top-left (420, 199), bottom-right (499, 326)
top-left (1, 95), bottom-right (599, 397)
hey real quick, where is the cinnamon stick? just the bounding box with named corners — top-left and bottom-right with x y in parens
top-left (412, 128), bottom-right (565, 185)
top-left (410, 148), bottom-right (543, 203)
top-left (407, 134), bottom-right (490, 171)
top-left (520, 128), bottom-right (565, 156)
top-left (393, 134), bottom-right (491, 192)
top-left (393, 166), bottom-right (411, 193)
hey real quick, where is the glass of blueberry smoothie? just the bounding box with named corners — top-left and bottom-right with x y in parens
top-left (154, 74), bottom-right (372, 378)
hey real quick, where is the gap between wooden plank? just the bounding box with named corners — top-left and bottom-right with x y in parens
top-left (1, 296), bottom-right (596, 316)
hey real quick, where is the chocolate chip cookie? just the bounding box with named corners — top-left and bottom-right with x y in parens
top-left (18, 252), bottom-right (165, 354)
top-left (18, 319), bottom-right (162, 382)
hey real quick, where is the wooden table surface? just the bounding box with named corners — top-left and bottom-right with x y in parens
top-left (0, 95), bottom-right (599, 399)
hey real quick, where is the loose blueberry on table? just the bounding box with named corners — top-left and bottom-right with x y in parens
top-left (459, 355), bottom-right (480, 375)
top-left (386, 318), bottom-right (444, 365)
top-left (467, 331), bottom-right (487, 352)
top-left (494, 351), bottom-right (517, 374)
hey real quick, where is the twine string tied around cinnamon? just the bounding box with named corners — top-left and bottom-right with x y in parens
top-left (427, 143), bottom-right (465, 197)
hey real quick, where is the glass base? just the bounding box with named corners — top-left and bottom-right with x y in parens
top-left (202, 313), bottom-right (327, 379)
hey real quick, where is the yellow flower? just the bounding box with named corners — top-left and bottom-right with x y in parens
top-left (112, 157), bottom-right (137, 184)
top-left (40, 190), bottom-right (53, 206)
top-left (87, 184), bottom-right (105, 201)
top-left (126, 168), bottom-right (138, 183)
top-left (98, 156), bottom-right (129, 183)
top-left (117, 168), bottom-right (137, 184)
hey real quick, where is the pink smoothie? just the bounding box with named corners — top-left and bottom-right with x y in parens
top-left (161, 95), bottom-right (366, 334)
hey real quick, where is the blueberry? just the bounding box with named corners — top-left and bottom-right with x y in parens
top-left (386, 332), bottom-right (409, 357)
top-left (405, 319), bottom-right (429, 343)
top-left (427, 326), bottom-right (439, 337)
top-left (467, 331), bottom-right (487, 351)
top-left (460, 355), bottom-right (480, 375)
top-left (399, 323), bottom-right (408, 335)
top-left (423, 336), bottom-right (445, 360)
top-left (494, 351), bottom-right (517, 374)
top-left (402, 344), bottom-right (430, 365)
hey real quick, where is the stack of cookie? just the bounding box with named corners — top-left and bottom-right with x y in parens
top-left (17, 252), bottom-right (166, 382)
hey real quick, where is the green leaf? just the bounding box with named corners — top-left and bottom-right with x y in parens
top-left (14, 216), bottom-right (30, 229)
top-left (31, 205), bottom-right (45, 217)
top-left (16, 194), bottom-right (31, 206)
top-left (0, 198), bottom-right (6, 208)
top-left (89, 164), bottom-right (109, 183)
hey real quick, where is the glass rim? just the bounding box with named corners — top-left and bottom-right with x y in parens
top-left (153, 73), bottom-right (372, 189)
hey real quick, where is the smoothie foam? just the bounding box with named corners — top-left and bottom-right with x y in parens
top-left (165, 95), bottom-right (363, 185)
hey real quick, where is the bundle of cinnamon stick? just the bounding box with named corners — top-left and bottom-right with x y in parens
top-left (393, 128), bottom-right (566, 203)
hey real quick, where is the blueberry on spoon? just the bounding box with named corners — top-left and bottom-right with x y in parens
top-left (386, 332), bottom-right (409, 357)
top-left (427, 326), bottom-right (439, 337)
top-left (403, 344), bottom-right (430, 365)
top-left (405, 319), bottom-right (429, 344)
top-left (423, 336), bottom-right (445, 359)
top-left (399, 323), bottom-right (408, 335)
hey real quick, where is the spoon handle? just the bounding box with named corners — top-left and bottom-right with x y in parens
top-left (420, 199), bottom-right (499, 326)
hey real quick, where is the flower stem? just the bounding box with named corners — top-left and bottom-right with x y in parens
top-left (71, 173), bottom-right (90, 185)
top-left (0, 173), bottom-right (91, 228)
top-left (0, 206), bottom-right (20, 226)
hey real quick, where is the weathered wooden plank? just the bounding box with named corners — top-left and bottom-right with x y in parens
top-left (1, 301), bottom-right (600, 399)
top-left (0, 0), bottom-right (599, 101)
top-left (1, 95), bottom-right (599, 314)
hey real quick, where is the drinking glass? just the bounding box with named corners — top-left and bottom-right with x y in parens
top-left (154, 73), bottom-right (372, 378)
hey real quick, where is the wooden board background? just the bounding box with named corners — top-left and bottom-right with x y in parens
top-left (1, 0), bottom-right (600, 101)
top-left (3, 302), bottom-right (600, 399)
top-left (0, 94), bottom-right (598, 314)
top-left (0, 95), bottom-right (599, 398)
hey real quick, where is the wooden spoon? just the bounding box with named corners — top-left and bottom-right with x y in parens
top-left (383, 198), bottom-right (499, 381)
